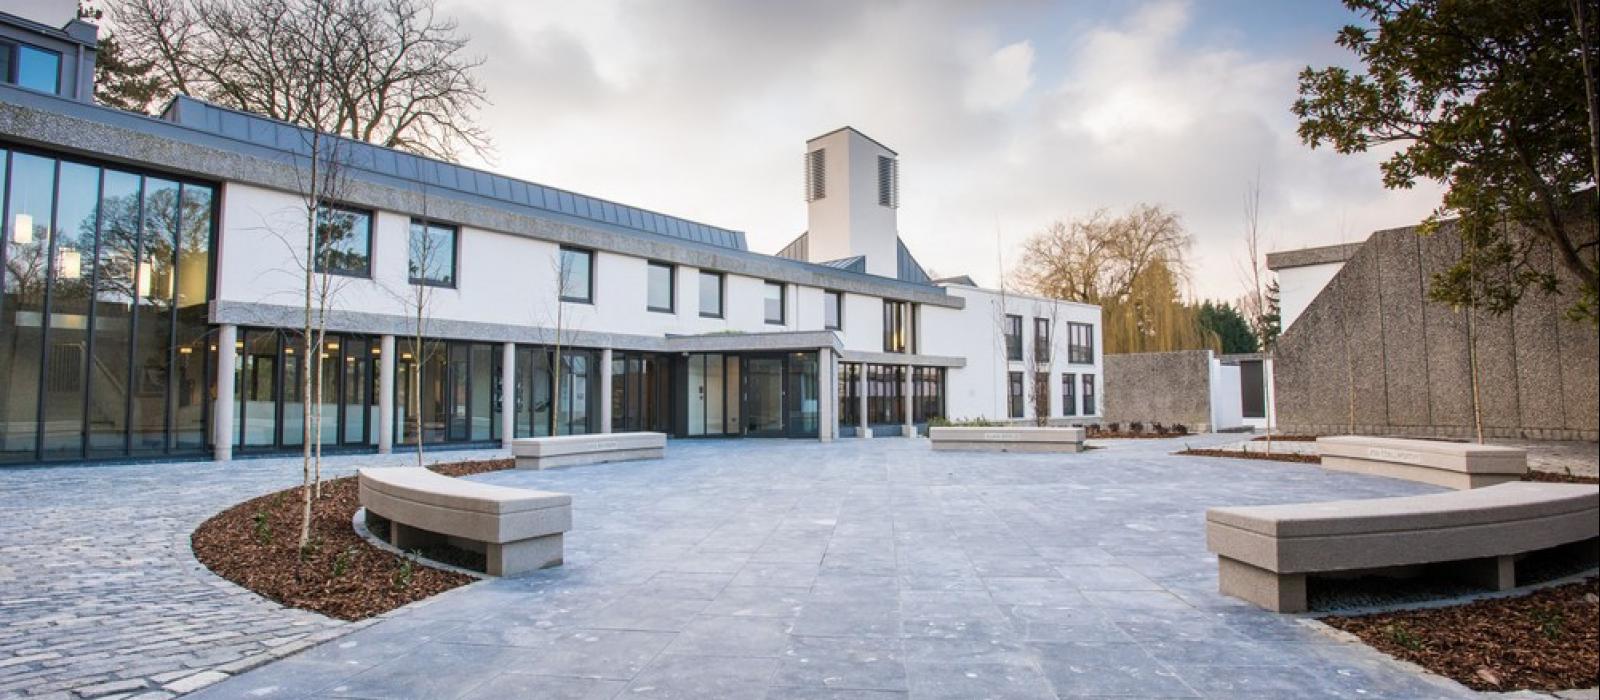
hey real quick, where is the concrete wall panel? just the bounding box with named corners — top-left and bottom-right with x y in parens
top-left (1104, 350), bottom-right (1210, 429)
top-left (1373, 229), bottom-right (1431, 426)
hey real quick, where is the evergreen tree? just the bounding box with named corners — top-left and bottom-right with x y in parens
top-left (1196, 301), bottom-right (1258, 354)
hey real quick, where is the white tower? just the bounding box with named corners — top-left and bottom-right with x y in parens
top-left (803, 127), bottom-right (899, 278)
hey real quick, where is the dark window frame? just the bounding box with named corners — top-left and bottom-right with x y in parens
top-left (883, 300), bottom-right (914, 354)
top-left (1067, 322), bottom-right (1095, 365)
top-left (1061, 373), bottom-right (1077, 417)
top-left (824, 290), bottom-right (843, 331)
top-left (1007, 371), bottom-right (1024, 419)
top-left (313, 203), bottom-right (374, 278)
top-left (645, 260), bottom-right (675, 313)
top-left (698, 270), bottom-right (725, 319)
top-left (1033, 317), bottom-right (1051, 363)
top-left (1082, 374), bottom-right (1097, 415)
top-left (407, 218), bottom-right (459, 288)
top-left (558, 246), bottom-right (595, 304)
top-left (763, 280), bottom-right (786, 325)
top-left (4, 41), bottom-right (62, 94)
top-left (1004, 314), bottom-right (1023, 361)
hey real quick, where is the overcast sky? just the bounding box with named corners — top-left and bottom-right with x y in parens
top-left (17, 0), bottom-right (1444, 301)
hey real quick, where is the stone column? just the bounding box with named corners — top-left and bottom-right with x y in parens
top-left (501, 342), bottom-right (515, 449)
top-left (378, 334), bottom-right (396, 454)
top-left (817, 349), bottom-right (833, 443)
top-left (213, 324), bottom-right (237, 462)
top-left (902, 364), bottom-right (915, 438)
top-left (599, 347), bottom-right (614, 433)
top-left (856, 363), bottom-right (870, 438)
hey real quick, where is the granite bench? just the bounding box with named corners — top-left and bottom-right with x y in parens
top-left (358, 467), bottom-right (572, 576)
top-left (512, 431), bottom-right (666, 469)
top-left (1316, 435), bottom-right (1527, 489)
top-left (1205, 481), bottom-right (1599, 612)
top-left (929, 426), bottom-right (1086, 453)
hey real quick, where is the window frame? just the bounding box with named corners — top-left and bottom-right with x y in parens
top-left (7, 42), bottom-right (62, 94)
top-left (698, 270), bottom-right (725, 319)
top-left (558, 246), bottom-right (595, 304)
top-left (646, 260), bottom-right (675, 313)
top-left (1067, 322), bottom-right (1095, 365)
top-left (313, 203), bottom-right (374, 279)
top-left (1004, 314), bottom-right (1023, 362)
top-left (763, 280), bottom-right (786, 325)
top-left (824, 290), bottom-right (843, 331)
top-left (406, 218), bottom-right (459, 288)
top-left (1061, 373), bottom-right (1077, 417)
top-left (1007, 371), bottom-right (1025, 419)
top-left (1033, 317), bottom-right (1051, 363)
top-left (1082, 374), bottom-right (1097, 415)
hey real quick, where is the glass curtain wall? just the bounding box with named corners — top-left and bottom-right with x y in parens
top-left (911, 367), bottom-right (944, 424)
top-left (1, 147), bottom-right (216, 465)
top-left (611, 351), bottom-right (671, 433)
top-left (865, 363), bottom-right (904, 426)
top-left (232, 328), bottom-right (378, 452)
top-left (837, 362), bottom-right (860, 428)
top-left (499, 344), bottom-right (600, 440)
top-left (683, 353), bottom-right (737, 436)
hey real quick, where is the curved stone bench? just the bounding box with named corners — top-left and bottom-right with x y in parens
top-left (358, 467), bottom-right (572, 576)
top-left (513, 431), bottom-right (666, 469)
top-left (929, 426), bottom-right (1086, 453)
top-left (1316, 435), bottom-right (1526, 489)
top-left (1206, 481), bottom-right (1599, 612)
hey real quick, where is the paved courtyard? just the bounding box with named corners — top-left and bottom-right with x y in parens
top-left (159, 435), bottom-right (1495, 700)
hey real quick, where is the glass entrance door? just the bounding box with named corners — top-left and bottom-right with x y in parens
top-left (742, 356), bottom-right (785, 436)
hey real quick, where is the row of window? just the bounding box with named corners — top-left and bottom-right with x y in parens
top-left (1003, 315), bottom-right (1095, 365)
top-left (1007, 372), bottom-right (1097, 418)
top-left (837, 363), bottom-right (945, 427)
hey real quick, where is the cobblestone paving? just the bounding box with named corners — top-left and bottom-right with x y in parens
top-left (0, 448), bottom-right (502, 699)
top-left (193, 436), bottom-right (1500, 699)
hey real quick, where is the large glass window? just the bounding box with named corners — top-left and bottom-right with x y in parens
top-left (5, 43), bottom-right (61, 94)
top-left (866, 363), bottom-right (903, 425)
top-left (1008, 371), bottom-right (1024, 419)
top-left (1082, 374), bottom-right (1097, 415)
top-left (408, 219), bottom-right (456, 287)
top-left (559, 247), bottom-right (593, 303)
top-left (315, 205), bottom-right (372, 277)
top-left (1062, 373), bottom-right (1077, 417)
top-left (912, 366), bottom-right (944, 423)
top-left (698, 270), bottom-right (723, 318)
top-left (883, 301), bottom-right (914, 353)
top-left (824, 290), bottom-right (842, 330)
top-left (838, 362), bottom-right (860, 427)
top-left (612, 351), bottom-right (671, 433)
top-left (1033, 318), bottom-right (1051, 363)
top-left (763, 281), bottom-right (785, 325)
top-left (235, 329), bottom-right (377, 452)
top-left (0, 148), bottom-right (217, 464)
top-left (647, 261), bottom-right (674, 313)
top-left (1033, 372), bottom-right (1050, 419)
top-left (1068, 322), bottom-right (1095, 364)
top-left (1004, 315), bottom-right (1023, 361)
top-left (502, 345), bottom-right (600, 439)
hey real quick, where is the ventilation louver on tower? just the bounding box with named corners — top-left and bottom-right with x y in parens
top-left (805, 148), bottom-right (826, 202)
top-left (877, 155), bottom-right (898, 209)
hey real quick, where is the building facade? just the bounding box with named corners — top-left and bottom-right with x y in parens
top-left (0, 15), bottom-right (1101, 467)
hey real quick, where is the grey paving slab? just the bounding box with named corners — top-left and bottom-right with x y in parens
top-left (8, 436), bottom-right (1500, 698)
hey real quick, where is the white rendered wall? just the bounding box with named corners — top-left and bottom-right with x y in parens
top-left (804, 129), bottom-right (899, 277)
top-left (1207, 355), bottom-right (1244, 432)
top-left (1277, 262), bottom-right (1343, 331)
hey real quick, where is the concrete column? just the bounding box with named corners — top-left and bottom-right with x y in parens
top-left (378, 334), bottom-right (396, 454)
top-left (599, 347), bottom-right (614, 433)
top-left (856, 363), bottom-right (870, 438)
top-left (501, 342), bottom-right (515, 449)
top-left (213, 324), bottom-right (237, 462)
top-left (817, 349), bottom-right (833, 443)
top-left (902, 364), bottom-right (915, 438)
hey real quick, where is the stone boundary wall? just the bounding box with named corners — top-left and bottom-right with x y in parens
top-left (1104, 350), bottom-right (1213, 432)
top-left (1274, 219), bottom-right (1598, 441)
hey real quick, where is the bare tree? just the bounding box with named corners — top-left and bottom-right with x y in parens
top-left (103, 0), bottom-right (489, 160)
top-left (1236, 175), bottom-right (1278, 452)
top-left (1027, 301), bottom-right (1062, 427)
top-left (398, 196), bottom-right (444, 467)
top-left (538, 249), bottom-right (590, 436)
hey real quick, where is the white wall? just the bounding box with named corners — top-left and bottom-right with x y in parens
top-left (1277, 262), bottom-right (1343, 331)
top-left (1207, 356), bottom-right (1243, 431)
top-left (804, 129), bottom-right (898, 277)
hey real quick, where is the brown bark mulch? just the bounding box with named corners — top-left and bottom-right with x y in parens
top-left (1175, 448), bottom-right (1322, 464)
top-left (1251, 434), bottom-right (1319, 442)
top-left (1088, 431), bottom-right (1192, 440)
top-left (1323, 578), bottom-right (1600, 692)
top-left (1523, 470), bottom-right (1600, 485)
top-left (191, 459), bottom-right (514, 621)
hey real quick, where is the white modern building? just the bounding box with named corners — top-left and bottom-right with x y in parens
top-left (0, 13), bottom-right (1101, 467)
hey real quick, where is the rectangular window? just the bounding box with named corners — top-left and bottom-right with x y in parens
top-left (646, 261), bottom-right (674, 312)
top-left (1034, 373), bottom-right (1050, 418)
top-left (1004, 315), bottom-right (1023, 361)
top-left (12, 43), bottom-right (61, 94)
top-left (559, 247), bottom-right (593, 303)
top-left (1062, 373), bottom-right (1077, 417)
top-left (1008, 371), bottom-right (1024, 419)
top-left (865, 364), bottom-right (904, 425)
top-left (763, 281), bottom-right (785, 324)
top-left (824, 290), bottom-right (843, 330)
top-left (884, 300), bottom-right (913, 353)
top-left (838, 362), bottom-right (860, 427)
top-left (805, 149), bottom-right (826, 201)
top-left (698, 270), bottom-right (723, 318)
top-left (912, 366), bottom-right (944, 423)
top-left (1068, 322), bottom-right (1095, 364)
top-left (1082, 374), bottom-right (1097, 415)
top-left (314, 205), bottom-right (372, 277)
top-left (408, 220), bottom-right (457, 287)
top-left (877, 155), bottom-right (898, 208)
top-left (1033, 318), bottom-right (1051, 363)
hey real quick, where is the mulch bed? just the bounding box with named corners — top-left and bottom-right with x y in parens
top-left (1175, 448), bottom-right (1321, 464)
top-left (1323, 578), bottom-right (1600, 692)
top-left (1251, 434), bottom-right (1319, 442)
top-left (1088, 431), bottom-right (1192, 440)
top-left (191, 459), bottom-right (513, 621)
top-left (1524, 470), bottom-right (1600, 485)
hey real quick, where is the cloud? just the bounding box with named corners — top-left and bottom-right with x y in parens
top-left (440, 0), bottom-right (1442, 301)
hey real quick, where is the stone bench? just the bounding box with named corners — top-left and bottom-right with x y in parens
top-left (358, 467), bottom-right (572, 576)
top-left (929, 426), bottom-right (1086, 453)
top-left (1316, 435), bottom-right (1527, 489)
top-left (1205, 481), bottom-right (1599, 612)
top-left (512, 431), bottom-right (666, 470)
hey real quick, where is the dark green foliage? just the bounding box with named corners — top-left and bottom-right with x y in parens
top-left (1295, 0), bottom-right (1600, 324)
top-left (1197, 300), bottom-right (1259, 354)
